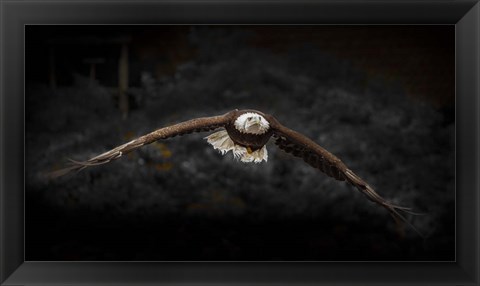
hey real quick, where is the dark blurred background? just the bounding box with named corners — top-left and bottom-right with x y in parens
top-left (25, 25), bottom-right (455, 261)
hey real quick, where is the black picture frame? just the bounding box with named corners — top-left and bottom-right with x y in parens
top-left (1, 0), bottom-right (478, 285)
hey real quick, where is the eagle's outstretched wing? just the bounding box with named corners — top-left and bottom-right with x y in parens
top-left (48, 111), bottom-right (235, 178)
top-left (266, 114), bottom-right (422, 236)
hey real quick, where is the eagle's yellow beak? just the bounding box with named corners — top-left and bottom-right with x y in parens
top-left (246, 146), bottom-right (253, 154)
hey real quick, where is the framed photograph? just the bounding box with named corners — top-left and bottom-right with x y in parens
top-left (1, 0), bottom-right (478, 285)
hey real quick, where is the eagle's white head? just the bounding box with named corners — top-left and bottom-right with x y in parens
top-left (234, 112), bottom-right (270, 134)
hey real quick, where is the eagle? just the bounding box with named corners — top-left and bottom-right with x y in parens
top-left (50, 109), bottom-right (421, 235)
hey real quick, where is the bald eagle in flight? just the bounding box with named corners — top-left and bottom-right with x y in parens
top-left (51, 109), bottom-right (421, 235)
